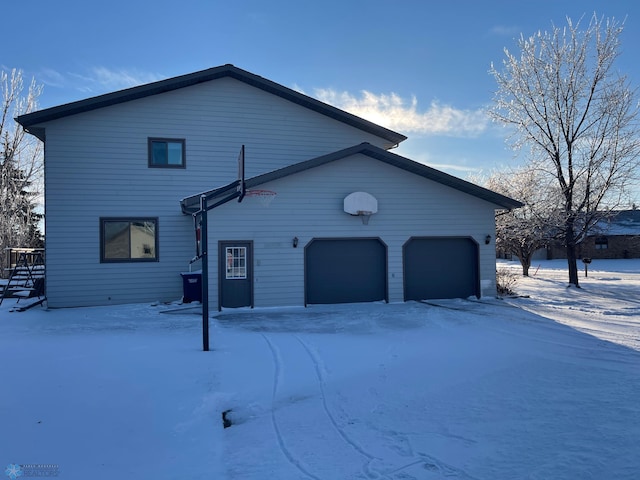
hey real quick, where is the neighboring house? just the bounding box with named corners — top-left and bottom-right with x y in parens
top-left (16, 64), bottom-right (521, 309)
top-left (546, 209), bottom-right (640, 260)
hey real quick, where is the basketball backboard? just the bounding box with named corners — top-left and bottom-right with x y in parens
top-left (344, 191), bottom-right (378, 224)
top-left (343, 191), bottom-right (378, 215)
top-left (237, 144), bottom-right (246, 202)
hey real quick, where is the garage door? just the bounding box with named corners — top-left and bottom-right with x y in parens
top-left (305, 238), bottom-right (387, 305)
top-left (403, 237), bottom-right (479, 301)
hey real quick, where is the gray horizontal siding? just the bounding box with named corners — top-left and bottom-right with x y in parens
top-left (43, 77), bottom-right (393, 307)
top-left (204, 154), bottom-right (498, 309)
top-left (43, 77), bottom-right (389, 180)
top-left (44, 213), bottom-right (192, 307)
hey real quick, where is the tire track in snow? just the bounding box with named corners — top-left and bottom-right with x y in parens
top-left (261, 333), bottom-right (322, 480)
top-left (294, 335), bottom-right (384, 479)
top-left (266, 331), bottom-right (480, 479)
top-left (295, 333), bottom-right (483, 479)
top-left (386, 453), bottom-right (482, 479)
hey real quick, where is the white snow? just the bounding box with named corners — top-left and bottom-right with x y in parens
top-left (1, 259), bottom-right (639, 479)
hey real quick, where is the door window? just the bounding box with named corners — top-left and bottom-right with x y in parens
top-left (226, 247), bottom-right (247, 279)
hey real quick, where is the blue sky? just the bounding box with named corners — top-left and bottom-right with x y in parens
top-left (5, 0), bottom-right (640, 191)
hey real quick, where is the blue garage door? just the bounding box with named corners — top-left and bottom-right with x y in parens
top-left (403, 237), bottom-right (479, 301)
top-left (305, 238), bottom-right (387, 305)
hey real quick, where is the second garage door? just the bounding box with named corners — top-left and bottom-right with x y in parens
top-left (403, 237), bottom-right (479, 301)
top-left (305, 238), bottom-right (387, 305)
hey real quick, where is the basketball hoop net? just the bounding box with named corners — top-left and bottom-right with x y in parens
top-left (357, 210), bottom-right (373, 225)
top-left (244, 189), bottom-right (277, 207)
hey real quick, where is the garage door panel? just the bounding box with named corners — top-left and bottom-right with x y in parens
top-left (305, 239), bottom-right (386, 305)
top-left (404, 237), bottom-right (479, 301)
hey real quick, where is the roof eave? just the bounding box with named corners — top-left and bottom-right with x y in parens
top-left (180, 143), bottom-right (523, 214)
top-left (16, 64), bottom-right (407, 147)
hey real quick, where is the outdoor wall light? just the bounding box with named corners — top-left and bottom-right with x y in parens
top-left (485, 235), bottom-right (492, 245)
top-left (293, 236), bottom-right (299, 248)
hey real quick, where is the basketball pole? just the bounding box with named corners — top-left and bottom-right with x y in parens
top-left (198, 145), bottom-right (245, 352)
top-left (198, 188), bottom-right (239, 352)
top-left (200, 194), bottom-right (210, 352)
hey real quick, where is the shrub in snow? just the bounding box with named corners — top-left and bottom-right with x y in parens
top-left (496, 268), bottom-right (518, 296)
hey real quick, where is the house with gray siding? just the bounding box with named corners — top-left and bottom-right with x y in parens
top-left (16, 64), bottom-right (521, 309)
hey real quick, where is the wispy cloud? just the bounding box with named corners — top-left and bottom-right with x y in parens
top-left (36, 66), bottom-right (165, 97)
top-left (425, 161), bottom-right (484, 174)
top-left (307, 88), bottom-right (489, 137)
top-left (69, 67), bottom-right (165, 93)
top-left (489, 25), bottom-right (520, 36)
top-left (397, 148), bottom-right (484, 175)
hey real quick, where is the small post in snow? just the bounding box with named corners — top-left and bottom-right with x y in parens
top-left (582, 257), bottom-right (592, 278)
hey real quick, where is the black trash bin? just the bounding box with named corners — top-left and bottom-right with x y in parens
top-left (181, 271), bottom-right (202, 303)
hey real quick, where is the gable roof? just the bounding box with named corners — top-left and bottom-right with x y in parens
top-left (15, 64), bottom-right (407, 146)
top-left (180, 143), bottom-right (523, 214)
top-left (593, 209), bottom-right (640, 236)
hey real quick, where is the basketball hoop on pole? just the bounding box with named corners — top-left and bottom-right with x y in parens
top-left (244, 189), bottom-right (277, 207)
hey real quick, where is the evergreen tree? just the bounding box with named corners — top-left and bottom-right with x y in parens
top-left (0, 69), bottom-right (43, 276)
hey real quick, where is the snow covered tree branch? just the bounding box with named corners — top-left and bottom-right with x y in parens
top-left (489, 14), bottom-right (640, 287)
top-left (0, 69), bottom-right (44, 276)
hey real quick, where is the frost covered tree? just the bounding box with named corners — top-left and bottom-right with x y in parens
top-left (484, 167), bottom-right (560, 276)
top-left (0, 69), bottom-right (43, 276)
top-left (490, 14), bottom-right (640, 287)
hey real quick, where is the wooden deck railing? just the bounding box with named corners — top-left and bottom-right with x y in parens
top-left (3, 247), bottom-right (45, 279)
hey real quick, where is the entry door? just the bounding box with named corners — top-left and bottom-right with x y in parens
top-left (219, 241), bottom-right (253, 309)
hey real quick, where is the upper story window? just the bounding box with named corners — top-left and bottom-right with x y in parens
top-left (101, 218), bottom-right (158, 262)
top-left (148, 138), bottom-right (185, 168)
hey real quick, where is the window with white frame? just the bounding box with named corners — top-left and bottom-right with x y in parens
top-left (226, 247), bottom-right (247, 279)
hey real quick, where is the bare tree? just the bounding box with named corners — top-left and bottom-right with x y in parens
top-left (490, 14), bottom-right (640, 287)
top-left (484, 167), bottom-right (560, 276)
top-left (0, 69), bottom-right (43, 276)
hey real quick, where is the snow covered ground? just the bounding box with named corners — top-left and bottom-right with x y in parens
top-left (1, 259), bottom-right (639, 479)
